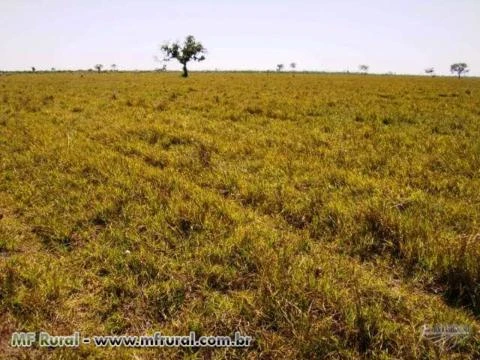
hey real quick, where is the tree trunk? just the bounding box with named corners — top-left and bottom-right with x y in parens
top-left (182, 63), bottom-right (188, 78)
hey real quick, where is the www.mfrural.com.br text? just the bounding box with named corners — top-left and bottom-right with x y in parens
top-left (10, 331), bottom-right (252, 348)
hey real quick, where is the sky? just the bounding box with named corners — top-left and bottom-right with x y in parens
top-left (1, 0), bottom-right (479, 75)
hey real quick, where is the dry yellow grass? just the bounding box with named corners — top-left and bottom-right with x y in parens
top-left (0, 72), bottom-right (479, 359)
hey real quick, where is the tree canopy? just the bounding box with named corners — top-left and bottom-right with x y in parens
top-left (450, 63), bottom-right (469, 78)
top-left (359, 64), bottom-right (369, 74)
top-left (160, 35), bottom-right (206, 77)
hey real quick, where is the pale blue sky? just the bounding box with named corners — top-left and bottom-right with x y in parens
top-left (1, 0), bottom-right (479, 75)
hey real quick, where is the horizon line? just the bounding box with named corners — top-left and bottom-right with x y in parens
top-left (1, 69), bottom-right (477, 78)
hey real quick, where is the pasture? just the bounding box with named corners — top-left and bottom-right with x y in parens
top-left (0, 72), bottom-right (479, 359)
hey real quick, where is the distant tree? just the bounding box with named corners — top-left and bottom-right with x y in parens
top-left (160, 35), bottom-right (206, 78)
top-left (111, 64), bottom-right (117, 72)
top-left (276, 64), bottom-right (284, 72)
top-left (359, 64), bottom-right (369, 74)
top-left (425, 67), bottom-right (435, 76)
top-left (290, 62), bottom-right (296, 71)
top-left (153, 56), bottom-right (168, 72)
top-left (94, 64), bottom-right (103, 73)
top-left (31, 67), bottom-right (36, 73)
top-left (51, 67), bottom-right (56, 72)
top-left (450, 63), bottom-right (469, 78)
top-left (155, 65), bottom-right (167, 72)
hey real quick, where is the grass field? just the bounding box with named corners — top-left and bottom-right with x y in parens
top-left (0, 72), bottom-right (479, 359)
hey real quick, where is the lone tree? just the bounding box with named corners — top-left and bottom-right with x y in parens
top-left (359, 64), bottom-right (369, 74)
top-left (425, 67), bottom-right (435, 76)
top-left (94, 64), bottom-right (103, 73)
top-left (31, 67), bottom-right (36, 73)
top-left (450, 63), bottom-right (469, 78)
top-left (290, 62), bottom-right (296, 71)
top-left (160, 35), bottom-right (206, 78)
top-left (276, 64), bottom-right (284, 72)
top-left (111, 64), bottom-right (117, 71)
